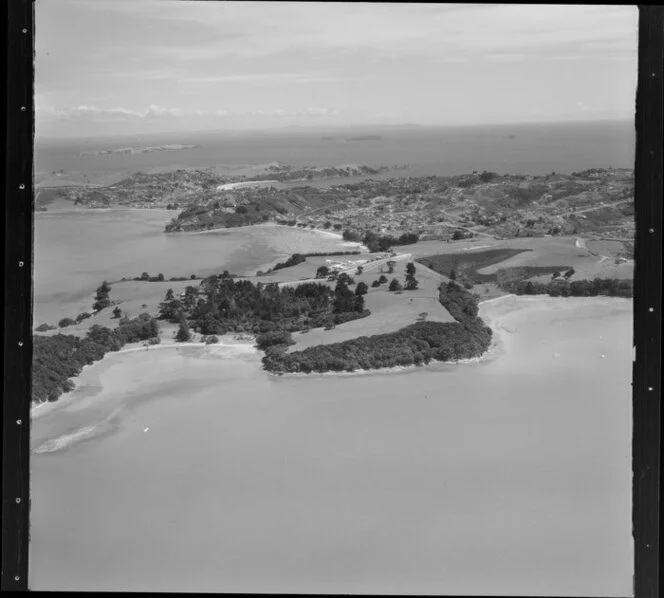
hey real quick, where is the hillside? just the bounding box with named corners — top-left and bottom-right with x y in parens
top-left (164, 167), bottom-right (634, 240)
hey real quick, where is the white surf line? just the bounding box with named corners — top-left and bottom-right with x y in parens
top-left (462, 244), bottom-right (493, 251)
top-left (479, 293), bottom-right (517, 305)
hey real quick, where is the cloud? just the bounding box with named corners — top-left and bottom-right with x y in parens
top-left (126, 3), bottom-right (636, 64)
top-left (37, 104), bottom-right (185, 121)
top-left (576, 101), bottom-right (596, 112)
top-left (251, 107), bottom-right (341, 118)
top-left (36, 104), bottom-right (341, 123)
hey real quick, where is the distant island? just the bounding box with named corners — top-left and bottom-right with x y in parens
top-left (79, 144), bottom-right (199, 157)
top-left (322, 135), bottom-right (382, 142)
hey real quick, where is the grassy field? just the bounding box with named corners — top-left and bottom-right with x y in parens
top-left (287, 257), bottom-right (454, 351)
top-left (417, 248), bottom-right (536, 283)
top-left (406, 236), bottom-right (634, 285)
top-left (35, 280), bottom-right (193, 338)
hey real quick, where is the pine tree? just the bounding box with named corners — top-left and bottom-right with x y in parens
top-left (389, 278), bottom-right (403, 292)
top-left (355, 282), bottom-right (369, 296)
top-left (404, 262), bottom-right (418, 290)
top-left (175, 321), bottom-right (191, 342)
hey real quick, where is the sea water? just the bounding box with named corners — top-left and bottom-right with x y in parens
top-left (29, 297), bottom-right (632, 595)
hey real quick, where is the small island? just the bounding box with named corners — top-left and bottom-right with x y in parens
top-left (79, 144), bottom-right (199, 157)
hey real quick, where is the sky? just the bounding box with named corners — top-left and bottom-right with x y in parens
top-left (35, 1), bottom-right (639, 138)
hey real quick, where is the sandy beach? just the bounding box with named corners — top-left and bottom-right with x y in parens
top-left (30, 296), bottom-right (633, 594)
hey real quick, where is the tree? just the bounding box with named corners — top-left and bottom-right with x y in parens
top-left (316, 265), bottom-right (330, 279)
top-left (386, 261), bottom-right (396, 274)
top-left (564, 267), bottom-right (576, 279)
top-left (256, 331), bottom-right (294, 350)
top-left (175, 321), bottom-right (191, 342)
top-left (93, 281), bottom-right (112, 311)
top-left (323, 221), bottom-right (332, 229)
top-left (552, 271), bottom-right (561, 279)
top-left (389, 278), bottom-right (403, 292)
top-left (378, 274), bottom-right (388, 284)
top-left (452, 230), bottom-right (464, 240)
top-left (165, 288), bottom-right (174, 301)
top-left (333, 280), bottom-right (355, 313)
top-left (157, 273), bottom-right (165, 282)
top-left (404, 262), bottom-right (418, 290)
top-left (404, 277), bottom-right (419, 291)
top-left (58, 317), bottom-right (76, 328)
top-left (355, 282), bottom-right (369, 296)
top-left (371, 280), bottom-right (381, 288)
top-left (353, 294), bottom-right (365, 312)
top-left (112, 306), bottom-right (122, 319)
top-left (449, 268), bottom-right (458, 280)
top-left (140, 272), bottom-right (150, 281)
top-left (356, 265), bottom-right (364, 275)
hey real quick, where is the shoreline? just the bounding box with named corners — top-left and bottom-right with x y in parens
top-left (32, 295), bottom-right (632, 416)
top-left (264, 339), bottom-right (505, 380)
top-left (177, 220), bottom-right (363, 247)
top-left (31, 295), bottom-right (632, 457)
top-left (31, 338), bottom-right (259, 417)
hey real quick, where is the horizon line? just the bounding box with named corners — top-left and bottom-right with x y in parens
top-left (35, 117), bottom-right (635, 143)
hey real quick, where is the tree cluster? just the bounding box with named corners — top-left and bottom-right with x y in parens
top-left (361, 231), bottom-right (420, 252)
top-left (371, 274), bottom-right (389, 288)
top-left (501, 277), bottom-right (633, 298)
top-left (404, 262), bottom-right (418, 290)
top-left (32, 314), bottom-right (161, 404)
top-left (262, 279), bottom-right (492, 374)
top-left (93, 281), bottom-right (112, 312)
top-left (131, 272), bottom-right (166, 282)
top-left (271, 253), bottom-right (307, 272)
top-left (157, 275), bottom-right (370, 337)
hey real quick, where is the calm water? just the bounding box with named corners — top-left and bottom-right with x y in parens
top-left (33, 211), bottom-right (347, 325)
top-left (30, 297), bottom-right (633, 595)
top-left (36, 121), bottom-right (635, 179)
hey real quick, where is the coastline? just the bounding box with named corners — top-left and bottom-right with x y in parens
top-left (31, 337), bottom-right (259, 418)
top-left (32, 293), bottom-right (632, 455)
top-left (178, 220), bottom-right (361, 246)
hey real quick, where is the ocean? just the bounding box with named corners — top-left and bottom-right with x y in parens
top-left (35, 120), bottom-right (635, 180)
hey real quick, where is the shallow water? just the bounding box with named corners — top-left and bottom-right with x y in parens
top-left (30, 297), bottom-right (633, 595)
